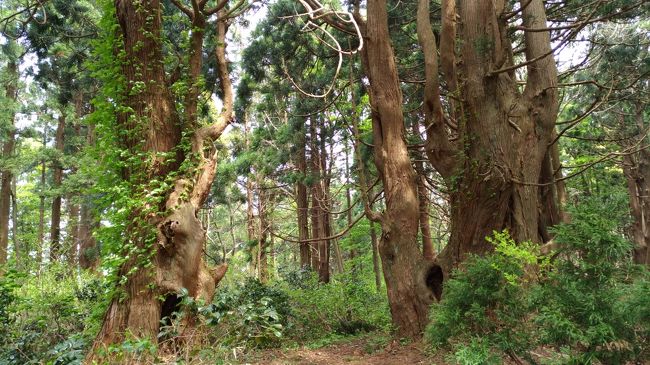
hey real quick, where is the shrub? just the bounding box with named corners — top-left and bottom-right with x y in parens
top-left (425, 230), bottom-right (541, 360)
top-left (283, 269), bottom-right (391, 341)
top-left (197, 277), bottom-right (290, 349)
top-left (426, 196), bottom-right (650, 364)
top-left (0, 265), bottom-right (102, 365)
top-left (532, 197), bottom-right (648, 363)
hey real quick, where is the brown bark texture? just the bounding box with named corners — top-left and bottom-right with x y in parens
top-left (49, 113), bottom-right (66, 262)
top-left (91, 0), bottom-right (233, 353)
top-left (0, 59), bottom-right (17, 267)
top-left (360, 0), bottom-right (441, 337)
top-left (623, 106), bottom-right (650, 266)
top-left (415, 0), bottom-right (560, 274)
top-left (79, 125), bottom-right (99, 270)
top-left (296, 127), bottom-right (311, 268)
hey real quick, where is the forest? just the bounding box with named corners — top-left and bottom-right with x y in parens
top-left (0, 0), bottom-right (649, 364)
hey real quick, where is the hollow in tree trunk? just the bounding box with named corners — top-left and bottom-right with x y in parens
top-left (90, 0), bottom-right (233, 353)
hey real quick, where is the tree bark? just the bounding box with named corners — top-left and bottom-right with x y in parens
top-left (296, 125), bottom-right (311, 268)
top-left (10, 178), bottom-right (18, 267)
top-left (0, 59), bottom-right (17, 267)
top-left (360, 0), bottom-right (438, 337)
top-left (411, 120), bottom-right (435, 260)
top-left (258, 183), bottom-right (269, 283)
top-left (623, 105), bottom-right (650, 266)
top-left (91, 1), bottom-right (232, 352)
top-left (37, 128), bottom-right (47, 267)
top-left (67, 196), bottom-right (80, 266)
top-left (49, 113), bottom-right (66, 262)
top-left (426, 0), bottom-right (559, 274)
top-left (309, 118), bottom-right (330, 282)
top-left (370, 221), bottom-right (382, 293)
top-left (79, 125), bottom-right (99, 270)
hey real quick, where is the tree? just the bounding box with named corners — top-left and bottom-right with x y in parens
top-left (89, 0), bottom-right (247, 350)
top-left (0, 42), bottom-right (19, 268)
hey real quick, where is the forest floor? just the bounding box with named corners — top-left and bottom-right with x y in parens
top-left (242, 335), bottom-right (451, 365)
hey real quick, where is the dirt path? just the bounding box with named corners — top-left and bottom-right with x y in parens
top-left (244, 337), bottom-right (448, 365)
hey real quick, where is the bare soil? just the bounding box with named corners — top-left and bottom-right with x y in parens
top-left (243, 336), bottom-right (449, 365)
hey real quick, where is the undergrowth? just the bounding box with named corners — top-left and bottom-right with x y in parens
top-left (426, 196), bottom-right (650, 365)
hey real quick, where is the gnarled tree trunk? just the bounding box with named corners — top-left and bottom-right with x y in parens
top-left (91, 0), bottom-right (234, 353)
top-left (359, 0), bottom-right (441, 337)
top-left (417, 0), bottom-right (559, 273)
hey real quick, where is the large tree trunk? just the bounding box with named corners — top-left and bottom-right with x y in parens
top-left (425, 0), bottom-right (559, 273)
top-left (0, 59), bottom-right (17, 267)
top-left (91, 0), bottom-right (232, 352)
top-left (360, 0), bottom-right (438, 337)
top-left (49, 113), bottom-right (65, 262)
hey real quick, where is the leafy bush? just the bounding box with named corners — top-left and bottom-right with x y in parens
top-left (0, 269), bottom-right (21, 344)
top-left (426, 197), bottom-right (650, 364)
top-left (283, 269), bottom-right (391, 341)
top-left (426, 230), bottom-right (541, 360)
top-left (197, 277), bottom-right (290, 349)
top-left (532, 197), bottom-right (648, 363)
top-left (0, 265), bottom-right (103, 365)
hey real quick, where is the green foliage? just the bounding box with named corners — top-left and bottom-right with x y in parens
top-left (0, 266), bottom-right (104, 364)
top-left (199, 278), bottom-right (290, 349)
top-left (532, 197), bottom-right (647, 363)
top-left (0, 269), bottom-right (21, 344)
top-left (283, 270), bottom-right (391, 342)
top-left (426, 200), bottom-right (650, 363)
top-left (426, 230), bottom-right (539, 358)
top-left (449, 337), bottom-right (501, 365)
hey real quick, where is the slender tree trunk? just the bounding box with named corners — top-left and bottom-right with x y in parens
top-left (258, 183), bottom-right (269, 283)
top-left (49, 113), bottom-right (65, 262)
top-left (411, 120), bottom-right (435, 260)
top-left (359, 0), bottom-right (439, 337)
top-left (309, 119), bottom-right (330, 282)
top-left (344, 137), bottom-right (357, 267)
top-left (78, 200), bottom-right (98, 269)
top-left (319, 129), bottom-right (331, 282)
top-left (623, 105), bottom-right (650, 266)
top-left (37, 128), bottom-right (47, 267)
top-left (79, 125), bottom-right (98, 270)
top-left (370, 221), bottom-right (382, 292)
top-left (0, 59), bottom-right (17, 267)
top-left (309, 119), bottom-right (322, 273)
top-left (67, 196), bottom-right (80, 266)
top-left (296, 127), bottom-right (311, 268)
top-left (10, 178), bottom-right (18, 267)
top-left (244, 116), bottom-right (258, 276)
